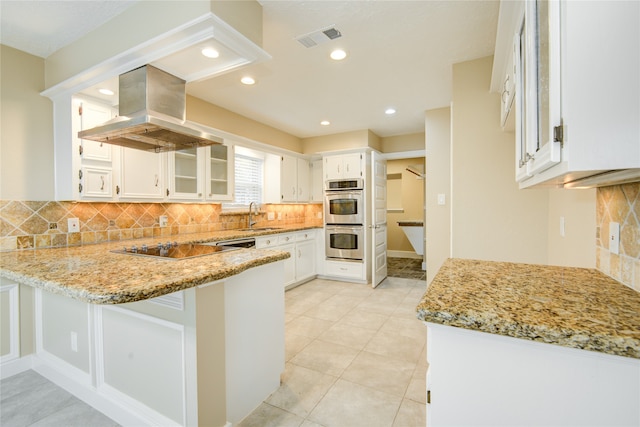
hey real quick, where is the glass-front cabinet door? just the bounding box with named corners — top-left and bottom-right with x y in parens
top-left (206, 143), bottom-right (234, 201)
top-left (515, 0), bottom-right (562, 181)
top-left (167, 147), bottom-right (202, 200)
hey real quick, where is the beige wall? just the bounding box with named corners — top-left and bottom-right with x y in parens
top-left (187, 96), bottom-right (302, 153)
top-left (387, 158), bottom-right (425, 254)
top-left (302, 130), bottom-right (371, 154)
top-left (0, 45), bottom-right (54, 201)
top-left (381, 132), bottom-right (425, 153)
top-left (425, 107), bottom-right (451, 284)
top-left (547, 188), bottom-right (596, 268)
top-left (451, 56), bottom-right (550, 265)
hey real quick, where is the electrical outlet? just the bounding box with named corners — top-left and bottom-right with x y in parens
top-left (609, 222), bottom-right (620, 254)
top-left (159, 215), bottom-right (168, 227)
top-left (317, 211), bottom-right (323, 219)
top-left (267, 212), bottom-right (275, 221)
top-left (70, 331), bottom-right (78, 352)
top-left (559, 216), bottom-right (565, 238)
top-left (67, 218), bottom-right (80, 233)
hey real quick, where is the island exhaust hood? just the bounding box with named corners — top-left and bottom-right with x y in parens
top-left (78, 65), bottom-right (223, 152)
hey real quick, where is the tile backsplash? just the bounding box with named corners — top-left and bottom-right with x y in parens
top-left (0, 201), bottom-right (323, 251)
top-left (596, 182), bottom-right (640, 291)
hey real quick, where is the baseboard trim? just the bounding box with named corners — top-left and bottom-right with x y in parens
top-left (0, 354), bottom-right (34, 379)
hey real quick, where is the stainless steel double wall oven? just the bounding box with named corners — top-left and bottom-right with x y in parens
top-left (324, 179), bottom-right (365, 261)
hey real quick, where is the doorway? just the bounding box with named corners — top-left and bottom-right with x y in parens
top-left (385, 156), bottom-right (425, 280)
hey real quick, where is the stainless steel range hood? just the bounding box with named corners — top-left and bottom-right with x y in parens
top-left (78, 65), bottom-right (223, 152)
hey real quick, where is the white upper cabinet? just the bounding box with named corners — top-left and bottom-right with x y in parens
top-left (166, 143), bottom-right (234, 201)
top-left (73, 97), bottom-right (117, 200)
top-left (206, 143), bottom-right (234, 201)
top-left (310, 159), bottom-right (324, 203)
top-left (324, 153), bottom-right (363, 180)
top-left (280, 155), bottom-right (310, 203)
top-left (514, 0), bottom-right (562, 182)
top-left (167, 147), bottom-right (203, 200)
top-left (78, 100), bottom-right (116, 163)
top-left (495, 0), bottom-right (640, 188)
top-left (117, 148), bottom-right (165, 200)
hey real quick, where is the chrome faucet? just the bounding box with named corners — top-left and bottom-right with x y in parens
top-left (248, 202), bottom-right (258, 229)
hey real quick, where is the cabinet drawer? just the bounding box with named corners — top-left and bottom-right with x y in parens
top-left (278, 233), bottom-right (295, 245)
top-left (324, 260), bottom-right (364, 279)
top-left (296, 231), bottom-right (315, 242)
top-left (256, 236), bottom-right (279, 248)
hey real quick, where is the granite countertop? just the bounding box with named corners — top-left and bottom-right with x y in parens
top-left (416, 258), bottom-right (640, 359)
top-left (0, 225), bottom-right (320, 305)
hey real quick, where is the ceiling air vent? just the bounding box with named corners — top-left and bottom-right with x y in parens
top-left (295, 26), bottom-right (342, 48)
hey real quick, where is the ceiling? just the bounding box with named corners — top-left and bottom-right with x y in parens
top-left (0, 0), bottom-right (499, 139)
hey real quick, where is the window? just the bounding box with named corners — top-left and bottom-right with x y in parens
top-left (231, 146), bottom-right (263, 206)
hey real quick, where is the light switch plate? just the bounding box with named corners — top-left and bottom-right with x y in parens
top-left (437, 194), bottom-right (446, 205)
top-left (609, 222), bottom-right (620, 254)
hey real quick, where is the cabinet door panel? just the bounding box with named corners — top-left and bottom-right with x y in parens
top-left (80, 167), bottom-right (113, 199)
top-left (119, 148), bottom-right (164, 199)
top-left (281, 156), bottom-right (297, 202)
top-left (80, 102), bottom-right (114, 162)
top-left (297, 158), bottom-right (310, 202)
top-left (207, 144), bottom-right (233, 201)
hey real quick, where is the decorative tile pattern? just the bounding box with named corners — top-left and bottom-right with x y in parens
top-left (596, 182), bottom-right (640, 291)
top-left (0, 201), bottom-right (322, 252)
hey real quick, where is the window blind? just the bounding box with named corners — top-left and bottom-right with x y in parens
top-left (234, 152), bottom-right (263, 205)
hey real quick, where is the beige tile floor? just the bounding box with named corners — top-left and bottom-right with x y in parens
top-left (238, 276), bottom-right (428, 427)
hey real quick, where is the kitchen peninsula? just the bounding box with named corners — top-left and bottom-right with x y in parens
top-left (417, 258), bottom-right (640, 426)
top-left (0, 226), bottom-right (318, 427)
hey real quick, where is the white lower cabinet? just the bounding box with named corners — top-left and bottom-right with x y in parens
top-left (426, 323), bottom-right (640, 426)
top-left (18, 262), bottom-right (286, 427)
top-left (256, 230), bottom-right (317, 289)
top-left (324, 259), bottom-right (365, 281)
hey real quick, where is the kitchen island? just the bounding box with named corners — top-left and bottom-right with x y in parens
top-left (0, 226), bottom-right (319, 427)
top-left (417, 258), bottom-right (640, 426)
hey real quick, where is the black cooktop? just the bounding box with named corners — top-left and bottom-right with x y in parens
top-left (111, 243), bottom-right (239, 260)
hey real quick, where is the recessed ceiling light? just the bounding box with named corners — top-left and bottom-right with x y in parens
top-left (385, 108), bottom-right (397, 115)
top-left (201, 47), bottom-right (220, 58)
top-left (241, 76), bottom-right (256, 85)
top-left (98, 88), bottom-right (114, 96)
top-left (320, 120), bottom-right (331, 126)
top-left (330, 49), bottom-right (347, 60)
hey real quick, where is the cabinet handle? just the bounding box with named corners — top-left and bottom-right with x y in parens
top-left (198, 193), bottom-right (202, 197)
top-left (100, 176), bottom-right (104, 191)
top-left (337, 164), bottom-right (340, 173)
top-left (154, 175), bottom-right (159, 187)
top-left (78, 170), bottom-right (83, 179)
top-left (116, 185), bottom-right (120, 195)
top-left (298, 249), bottom-right (301, 258)
top-left (79, 145), bottom-right (83, 156)
top-left (427, 390), bottom-right (431, 404)
top-left (346, 164), bottom-right (350, 172)
top-left (79, 183), bottom-right (83, 193)
top-left (166, 188), bottom-right (170, 197)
